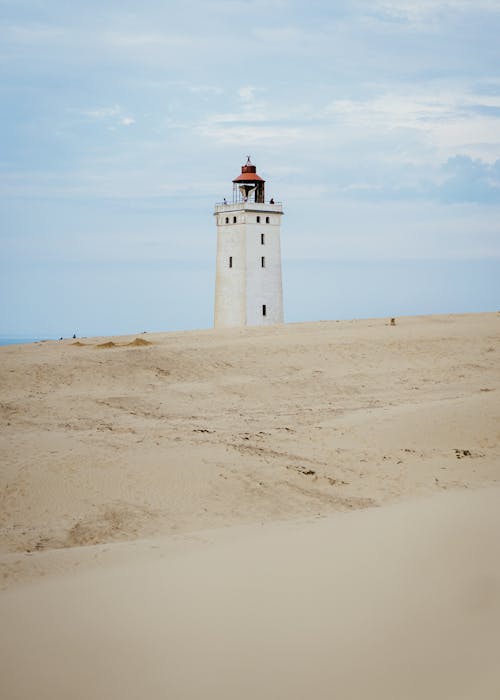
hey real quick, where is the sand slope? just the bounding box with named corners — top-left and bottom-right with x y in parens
top-left (1, 313), bottom-right (499, 578)
top-left (1, 312), bottom-right (500, 698)
top-left (1, 487), bottom-right (499, 699)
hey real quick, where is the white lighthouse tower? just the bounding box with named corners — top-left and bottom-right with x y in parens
top-left (214, 158), bottom-right (284, 328)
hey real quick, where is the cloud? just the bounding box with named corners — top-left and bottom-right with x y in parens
top-left (85, 105), bottom-right (121, 119)
top-left (323, 87), bottom-right (500, 162)
top-left (103, 31), bottom-right (164, 48)
top-left (188, 84), bottom-right (224, 96)
top-left (322, 154), bottom-right (500, 205)
top-left (284, 198), bottom-right (500, 262)
top-left (437, 155), bottom-right (500, 203)
top-left (364, 0), bottom-right (500, 24)
top-left (194, 85), bottom-right (270, 135)
top-left (252, 26), bottom-right (305, 43)
top-left (75, 105), bottom-right (135, 127)
top-left (238, 86), bottom-right (258, 103)
top-left (2, 22), bottom-right (65, 44)
top-left (196, 122), bottom-right (303, 145)
top-left (195, 81), bottom-right (500, 165)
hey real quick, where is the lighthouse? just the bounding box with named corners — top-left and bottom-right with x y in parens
top-left (214, 158), bottom-right (284, 328)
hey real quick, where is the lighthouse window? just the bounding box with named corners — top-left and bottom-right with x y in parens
top-left (262, 304), bottom-right (267, 317)
top-left (229, 256), bottom-right (233, 268)
top-left (261, 256), bottom-right (265, 268)
top-left (260, 233), bottom-right (265, 245)
top-left (225, 217), bottom-right (229, 224)
top-left (265, 216), bottom-right (270, 224)
top-left (256, 216), bottom-right (261, 223)
top-left (233, 216), bottom-right (237, 223)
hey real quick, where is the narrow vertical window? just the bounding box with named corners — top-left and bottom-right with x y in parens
top-left (256, 216), bottom-right (260, 223)
top-left (260, 233), bottom-right (265, 245)
top-left (229, 256), bottom-right (233, 268)
top-left (225, 217), bottom-right (229, 224)
top-left (261, 256), bottom-right (265, 268)
top-left (262, 304), bottom-right (267, 317)
top-left (265, 216), bottom-right (270, 224)
top-left (233, 216), bottom-right (237, 223)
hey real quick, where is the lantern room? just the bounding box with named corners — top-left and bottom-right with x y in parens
top-left (232, 156), bottom-right (265, 203)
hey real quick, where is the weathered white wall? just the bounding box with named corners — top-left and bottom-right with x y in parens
top-left (214, 204), bottom-right (284, 328)
top-left (214, 213), bottom-right (246, 327)
top-left (245, 214), bottom-right (283, 326)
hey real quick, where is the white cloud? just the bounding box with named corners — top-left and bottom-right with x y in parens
top-left (188, 85), bottom-right (224, 96)
top-left (75, 105), bottom-right (136, 128)
top-left (324, 87), bottom-right (500, 161)
top-left (196, 81), bottom-right (500, 163)
top-left (284, 200), bottom-right (500, 262)
top-left (103, 31), bottom-right (163, 48)
top-left (252, 26), bottom-right (305, 43)
top-left (85, 105), bottom-right (121, 119)
top-left (430, 119), bottom-right (500, 161)
top-left (196, 123), bottom-right (303, 145)
top-left (200, 111), bottom-right (267, 125)
top-left (365, 0), bottom-right (500, 23)
top-left (238, 86), bottom-right (258, 103)
top-left (194, 85), bottom-right (270, 135)
top-left (2, 22), bottom-right (65, 44)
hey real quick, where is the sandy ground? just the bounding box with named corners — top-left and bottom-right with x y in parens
top-left (1, 312), bottom-right (500, 697)
top-left (1, 487), bottom-right (500, 699)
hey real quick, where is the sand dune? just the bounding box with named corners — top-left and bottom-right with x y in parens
top-left (0, 312), bottom-right (499, 697)
top-left (1, 313), bottom-right (498, 565)
top-left (1, 487), bottom-right (500, 699)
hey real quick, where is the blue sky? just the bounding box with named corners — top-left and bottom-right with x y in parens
top-left (1, 0), bottom-right (499, 337)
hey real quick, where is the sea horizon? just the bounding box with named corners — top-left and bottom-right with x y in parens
top-left (0, 337), bottom-right (54, 346)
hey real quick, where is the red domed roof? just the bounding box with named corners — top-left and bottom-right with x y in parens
top-left (232, 157), bottom-right (265, 183)
top-left (233, 172), bottom-right (265, 182)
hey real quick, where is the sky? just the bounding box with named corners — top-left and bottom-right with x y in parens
top-left (1, 0), bottom-right (500, 338)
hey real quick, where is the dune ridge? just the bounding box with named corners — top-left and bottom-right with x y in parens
top-left (1, 312), bottom-right (500, 698)
top-left (1, 313), bottom-right (499, 569)
top-left (1, 487), bottom-right (500, 699)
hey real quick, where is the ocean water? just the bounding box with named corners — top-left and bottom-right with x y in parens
top-left (0, 338), bottom-right (48, 346)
